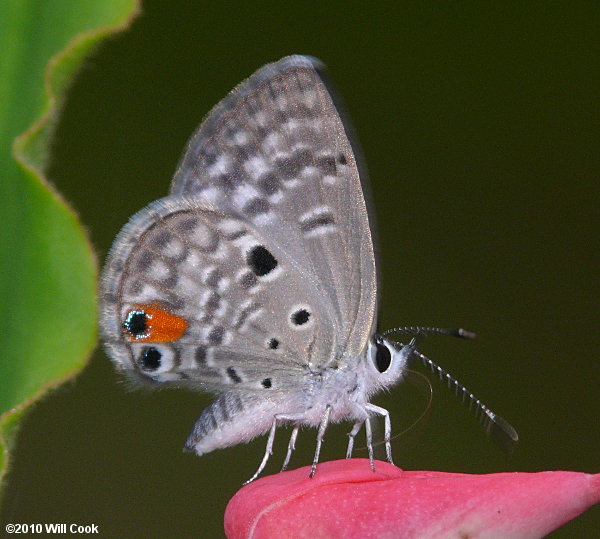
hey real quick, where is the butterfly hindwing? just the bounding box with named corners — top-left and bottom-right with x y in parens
top-left (101, 197), bottom-right (336, 392)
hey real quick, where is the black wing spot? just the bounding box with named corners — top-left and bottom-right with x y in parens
top-left (291, 309), bottom-right (310, 326)
top-left (247, 245), bottom-right (278, 276)
top-left (337, 153), bottom-right (348, 165)
top-left (124, 310), bottom-right (148, 338)
top-left (262, 378), bottom-right (272, 389)
top-left (226, 367), bottom-right (242, 384)
top-left (268, 338), bottom-right (279, 350)
top-left (140, 347), bottom-right (162, 371)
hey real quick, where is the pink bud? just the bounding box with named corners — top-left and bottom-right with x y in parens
top-left (225, 459), bottom-right (599, 538)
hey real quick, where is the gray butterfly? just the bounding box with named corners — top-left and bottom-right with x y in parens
top-left (100, 55), bottom-right (518, 482)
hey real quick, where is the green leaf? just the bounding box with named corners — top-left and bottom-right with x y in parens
top-left (0, 0), bottom-right (140, 490)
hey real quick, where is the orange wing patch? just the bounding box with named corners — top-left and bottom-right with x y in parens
top-left (123, 304), bottom-right (188, 342)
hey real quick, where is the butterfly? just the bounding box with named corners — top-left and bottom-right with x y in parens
top-left (100, 55), bottom-right (518, 483)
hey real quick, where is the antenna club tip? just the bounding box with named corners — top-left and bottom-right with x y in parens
top-left (458, 329), bottom-right (477, 340)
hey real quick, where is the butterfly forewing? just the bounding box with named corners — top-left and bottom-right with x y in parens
top-left (170, 55), bottom-right (378, 364)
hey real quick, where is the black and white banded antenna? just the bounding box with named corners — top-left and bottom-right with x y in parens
top-left (384, 326), bottom-right (519, 453)
top-left (383, 326), bottom-right (477, 340)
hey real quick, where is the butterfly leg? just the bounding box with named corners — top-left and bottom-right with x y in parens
top-left (364, 415), bottom-right (376, 471)
top-left (365, 403), bottom-right (394, 465)
top-left (281, 425), bottom-right (300, 472)
top-left (245, 413), bottom-right (303, 484)
top-left (309, 405), bottom-right (332, 478)
top-left (346, 421), bottom-right (364, 459)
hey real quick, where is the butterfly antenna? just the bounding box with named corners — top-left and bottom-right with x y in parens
top-left (410, 347), bottom-right (519, 453)
top-left (383, 326), bottom-right (477, 340)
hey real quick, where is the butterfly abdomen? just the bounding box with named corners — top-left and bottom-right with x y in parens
top-left (185, 391), bottom-right (292, 456)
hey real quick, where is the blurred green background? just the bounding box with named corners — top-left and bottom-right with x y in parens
top-left (2, 1), bottom-right (598, 537)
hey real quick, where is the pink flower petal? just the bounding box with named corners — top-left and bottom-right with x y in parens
top-left (225, 459), bottom-right (599, 539)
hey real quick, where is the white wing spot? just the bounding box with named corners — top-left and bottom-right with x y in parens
top-left (126, 283), bottom-right (161, 304)
top-left (233, 130), bottom-right (249, 145)
top-left (262, 132), bottom-right (284, 153)
top-left (159, 236), bottom-right (185, 258)
top-left (189, 222), bottom-right (219, 252)
top-left (244, 156), bottom-right (271, 180)
top-left (149, 260), bottom-right (171, 280)
top-left (208, 154), bottom-right (232, 177)
top-left (232, 184), bottom-right (260, 208)
top-left (217, 218), bottom-right (246, 239)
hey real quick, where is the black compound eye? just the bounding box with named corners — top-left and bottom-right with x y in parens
top-left (140, 347), bottom-right (162, 371)
top-left (374, 340), bottom-right (392, 373)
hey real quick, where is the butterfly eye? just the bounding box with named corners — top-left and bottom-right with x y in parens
top-left (372, 339), bottom-right (392, 373)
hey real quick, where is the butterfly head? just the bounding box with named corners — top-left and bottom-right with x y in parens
top-left (365, 334), bottom-right (412, 390)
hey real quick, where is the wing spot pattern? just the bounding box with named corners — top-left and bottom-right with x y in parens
top-left (140, 346), bottom-right (162, 371)
top-left (207, 326), bottom-right (225, 346)
top-left (299, 206), bottom-right (336, 236)
top-left (257, 172), bottom-right (280, 196)
top-left (204, 267), bottom-right (223, 288)
top-left (235, 301), bottom-right (262, 330)
top-left (316, 154), bottom-right (336, 176)
top-left (291, 308), bottom-right (311, 326)
top-left (247, 245), bottom-right (278, 276)
top-left (226, 366), bottom-right (242, 384)
top-left (238, 271), bottom-right (258, 290)
top-left (243, 197), bottom-right (271, 216)
top-left (195, 345), bottom-right (208, 366)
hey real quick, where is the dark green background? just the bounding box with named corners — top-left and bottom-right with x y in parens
top-left (3, 2), bottom-right (598, 537)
